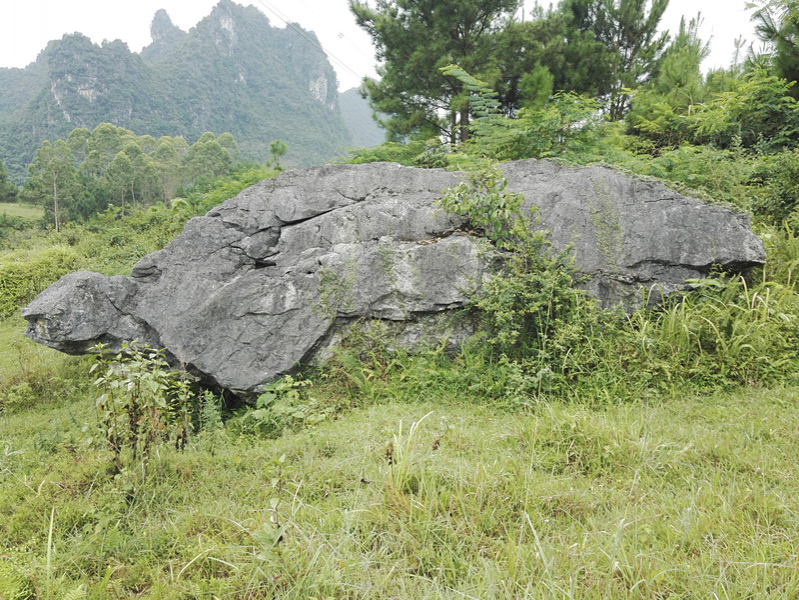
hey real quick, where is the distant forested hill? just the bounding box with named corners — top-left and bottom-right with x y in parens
top-left (339, 87), bottom-right (385, 149)
top-left (0, 0), bottom-right (357, 182)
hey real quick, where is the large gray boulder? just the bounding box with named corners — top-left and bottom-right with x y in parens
top-left (501, 160), bottom-right (765, 305)
top-left (22, 160), bottom-right (765, 393)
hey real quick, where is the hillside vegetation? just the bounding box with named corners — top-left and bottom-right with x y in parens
top-left (0, 0), bottom-right (353, 183)
top-left (3, 0), bottom-right (799, 597)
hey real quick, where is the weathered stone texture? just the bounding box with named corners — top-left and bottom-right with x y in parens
top-left (22, 160), bottom-right (765, 393)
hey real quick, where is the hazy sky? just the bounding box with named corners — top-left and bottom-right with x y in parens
top-left (0, 0), bottom-right (760, 91)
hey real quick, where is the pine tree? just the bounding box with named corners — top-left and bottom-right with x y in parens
top-left (498, 0), bottom-right (669, 119)
top-left (751, 0), bottom-right (799, 99)
top-left (349, 0), bottom-right (521, 143)
top-left (587, 0), bottom-right (671, 119)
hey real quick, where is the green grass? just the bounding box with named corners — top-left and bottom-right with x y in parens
top-left (4, 155), bottom-right (799, 598)
top-left (3, 346), bottom-right (799, 600)
top-left (0, 202), bottom-right (43, 220)
top-left (0, 317), bottom-right (26, 377)
top-left (0, 316), bottom-right (65, 384)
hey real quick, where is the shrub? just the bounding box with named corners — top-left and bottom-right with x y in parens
top-left (0, 246), bottom-right (81, 318)
top-left (755, 148), bottom-right (799, 222)
top-left (437, 162), bottom-right (525, 248)
top-left (474, 216), bottom-right (585, 360)
top-left (91, 344), bottom-right (194, 466)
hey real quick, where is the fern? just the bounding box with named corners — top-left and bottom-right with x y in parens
top-left (59, 582), bottom-right (87, 600)
top-left (440, 63), bottom-right (504, 141)
top-left (200, 390), bottom-right (223, 433)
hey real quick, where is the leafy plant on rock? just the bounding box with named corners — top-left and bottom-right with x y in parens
top-left (437, 161), bottom-right (524, 249)
top-left (438, 159), bottom-right (587, 399)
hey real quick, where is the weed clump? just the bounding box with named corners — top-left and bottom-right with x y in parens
top-left (91, 343), bottom-right (195, 467)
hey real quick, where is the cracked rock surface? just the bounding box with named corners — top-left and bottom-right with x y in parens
top-left (22, 160), bottom-right (765, 393)
top-left (500, 160), bottom-right (765, 305)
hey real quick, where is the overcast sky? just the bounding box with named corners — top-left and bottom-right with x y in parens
top-left (0, 0), bottom-right (760, 91)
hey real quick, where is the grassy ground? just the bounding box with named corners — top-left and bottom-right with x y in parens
top-left (3, 187), bottom-right (799, 598)
top-left (0, 318), bottom-right (26, 378)
top-left (0, 202), bottom-right (43, 220)
top-left (2, 342), bottom-right (799, 599)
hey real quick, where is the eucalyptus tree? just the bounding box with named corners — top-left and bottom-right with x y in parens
top-left (183, 134), bottom-right (233, 185)
top-left (153, 139), bottom-right (183, 205)
top-left (81, 123), bottom-right (138, 176)
top-left (24, 140), bottom-right (76, 231)
top-left (104, 151), bottom-right (135, 214)
top-left (0, 160), bottom-right (17, 203)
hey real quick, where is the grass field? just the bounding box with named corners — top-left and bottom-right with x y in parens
top-left (2, 335), bottom-right (799, 599)
top-left (2, 174), bottom-right (799, 598)
top-left (0, 202), bottom-right (43, 220)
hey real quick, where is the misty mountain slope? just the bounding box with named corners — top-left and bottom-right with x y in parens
top-left (0, 0), bottom-right (357, 182)
top-left (340, 87), bottom-right (385, 149)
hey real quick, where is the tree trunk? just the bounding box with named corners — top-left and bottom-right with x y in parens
top-left (52, 174), bottom-right (60, 233)
top-left (460, 106), bottom-right (471, 143)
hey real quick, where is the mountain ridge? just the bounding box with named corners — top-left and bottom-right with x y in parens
top-left (0, 0), bottom-right (364, 182)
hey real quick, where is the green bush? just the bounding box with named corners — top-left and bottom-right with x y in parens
top-left (229, 375), bottom-right (335, 438)
top-left (340, 139), bottom-right (445, 168)
top-left (185, 164), bottom-right (275, 213)
top-left (0, 212), bottom-right (38, 243)
top-left (755, 148), bottom-right (799, 222)
top-left (473, 216), bottom-right (585, 361)
top-left (91, 343), bottom-right (194, 466)
top-left (616, 143), bottom-right (758, 212)
top-left (0, 246), bottom-right (81, 318)
top-left (437, 162), bottom-right (525, 248)
top-left (490, 273), bottom-right (799, 403)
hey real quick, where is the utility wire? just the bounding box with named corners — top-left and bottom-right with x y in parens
top-left (252, 0), bottom-right (367, 84)
top-left (292, 0), bottom-right (375, 63)
top-left (252, 0), bottom-right (383, 146)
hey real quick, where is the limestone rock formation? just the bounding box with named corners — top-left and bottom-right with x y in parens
top-left (22, 160), bottom-right (765, 393)
top-left (501, 160), bottom-right (765, 305)
top-left (141, 10), bottom-right (187, 62)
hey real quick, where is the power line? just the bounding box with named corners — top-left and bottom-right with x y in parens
top-left (292, 0), bottom-right (375, 63)
top-left (252, 0), bottom-right (367, 84)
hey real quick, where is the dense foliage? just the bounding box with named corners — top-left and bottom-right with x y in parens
top-left (350, 0), bottom-right (522, 142)
top-left (0, 160), bottom-right (16, 203)
top-left (15, 124), bottom-right (248, 231)
top-left (751, 0), bottom-right (799, 98)
top-left (351, 0), bottom-right (672, 141)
